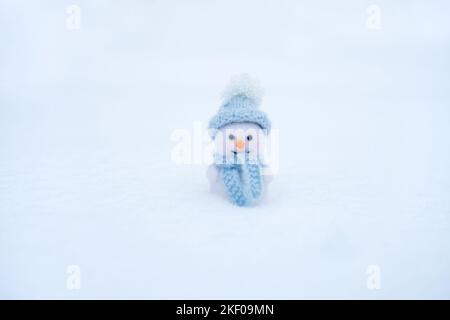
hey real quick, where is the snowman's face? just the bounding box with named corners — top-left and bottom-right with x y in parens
top-left (214, 122), bottom-right (267, 160)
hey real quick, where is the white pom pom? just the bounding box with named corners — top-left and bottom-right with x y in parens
top-left (222, 74), bottom-right (264, 106)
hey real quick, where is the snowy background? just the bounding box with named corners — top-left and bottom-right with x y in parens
top-left (1, 0), bottom-right (450, 299)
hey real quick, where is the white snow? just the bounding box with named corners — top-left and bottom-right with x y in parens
top-left (1, 0), bottom-right (450, 299)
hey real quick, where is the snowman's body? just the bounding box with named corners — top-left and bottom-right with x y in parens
top-left (207, 165), bottom-right (273, 204)
top-left (207, 122), bottom-right (274, 205)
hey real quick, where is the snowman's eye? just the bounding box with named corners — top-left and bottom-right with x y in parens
top-left (246, 135), bottom-right (253, 141)
top-left (228, 134), bottom-right (235, 140)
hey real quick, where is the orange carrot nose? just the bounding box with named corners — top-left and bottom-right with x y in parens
top-left (235, 139), bottom-right (245, 150)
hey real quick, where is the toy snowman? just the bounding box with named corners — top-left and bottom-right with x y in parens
top-left (207, 74), bottom-right (273, 206)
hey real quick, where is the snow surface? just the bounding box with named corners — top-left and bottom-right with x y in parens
top-left (1, 0), bottom-right (450, 299)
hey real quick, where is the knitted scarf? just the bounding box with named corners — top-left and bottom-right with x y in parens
top-left (215, 154), bottom-right (262, 206)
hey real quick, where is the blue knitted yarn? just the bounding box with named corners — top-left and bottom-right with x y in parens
top-left (219, 165), bottom-right (249, 206)
top-left (246, 164), bottom-right (262, 199)
top-left (209, 95), bottom-right (271, 139)
top-left (217, 156), bottom-right (262, 207)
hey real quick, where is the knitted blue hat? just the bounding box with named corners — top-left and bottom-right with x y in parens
top-left (209, 74), bottom-right (271, 137)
